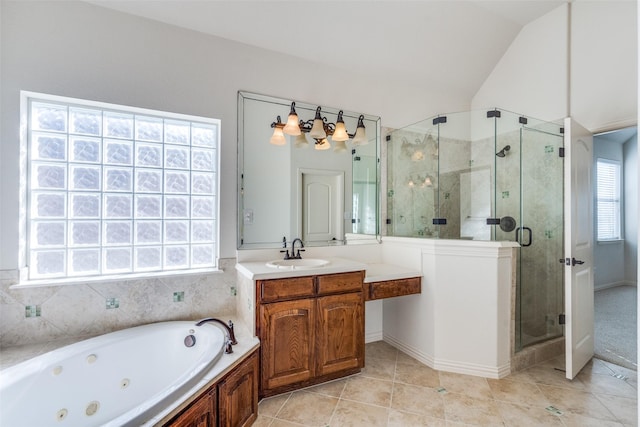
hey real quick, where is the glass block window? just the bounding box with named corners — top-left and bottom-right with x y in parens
top-left (25, 94), bottom-right (219, 280)
top-left (596, 159), bottom-right (621, 241)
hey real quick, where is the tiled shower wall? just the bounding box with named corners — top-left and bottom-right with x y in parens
top-left (387, 122), bottom-right (565, 353)
top-left (0, 258), bottom-right (237, 348)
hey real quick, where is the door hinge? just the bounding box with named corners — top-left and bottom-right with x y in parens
top-left (386, 218), bottom-right (391, 225)
top-left (486, 109), bottom-right (501, 118)
top-left (519, 116), bottom-right (528, 125)
top-left (432, 116), bottom-right (447, 125)
top-left (559, 147), bottom-right (565, 157)
top-left (559, 314), bottom-right (566, 325)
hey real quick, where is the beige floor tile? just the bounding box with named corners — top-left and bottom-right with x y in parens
top-left (388, 409), bottom-right (447, 426)
top-left (396, 350), bottom-right (424, 366)
top-left (330, 399), bottom-right (389, 427)
top-left (270, 419), bottom-right (310, 427)
top-left (439, 371), bottom-right (493, 401)
top-left (252, 415), bottom-right (275, 427)
top-left (391, 382), bottom-right (445, 418)
top-left (395, 360), bottom-right (441, 388)
top-left (366, 340), bottom-right (398, 361)
top-left (584, 358), bottom-right (618, 376)
top-left (342, 375), bottom-right (393, 407)
top-left (275, 390), bottom-right (338, 426)
top-left (595, 393), bottom-right (639, 426)
top-left (361, 355), bottom-right (397, 381)
top-left (538, 384), bottom-right (618, 421)
top-left (518, 365), bottom-right (586, 390)
top-left (495, 401), bottom-right (564, 426)
top-left (442, 392), bottom-right (505, 426)
top-left (304, 377), bottom-right (347, 398)
top-left (258, 393), bottom-right (291, 417)
top-left (559, 412), bottom-right (625, 427)
top-left (578, 371), bottom-right (638, 399)
top-left (487, 378), bottom-right (550, 407)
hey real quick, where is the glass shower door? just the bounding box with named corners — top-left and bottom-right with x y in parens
top-left (516, 125), bottom-right (564, 350)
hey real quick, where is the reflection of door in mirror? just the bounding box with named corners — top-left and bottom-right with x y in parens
top-left (299, 170), bottom-right (344, 244)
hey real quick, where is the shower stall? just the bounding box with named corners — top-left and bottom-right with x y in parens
top-left (387, 108), bottom-right (565, 352)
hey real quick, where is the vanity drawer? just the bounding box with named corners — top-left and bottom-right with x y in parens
top-left (366, 277), bottom-right (421, 301)
top-left (259, 277), bottom-right (315, 303)
top-left (316, 271), bottom-right (364, 295)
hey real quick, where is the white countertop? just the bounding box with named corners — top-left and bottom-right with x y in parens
top-left (236, 258), bottom-right (421, 283)
top-left (235, 257), bottom-right (367, 280)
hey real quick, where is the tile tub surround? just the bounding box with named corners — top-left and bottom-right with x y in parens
top-left (255, 341), bottom-right (638, 427)
top-left (0, 258), bottom-right (238, 349)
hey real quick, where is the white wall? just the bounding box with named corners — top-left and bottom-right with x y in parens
top-left (472, 2), bottom-right (637, 133)
top-left (0, 1), bottom-right (471, 271)
top-left (593, 137), bottom-right (626, 289)
top-left (381, 238), bottom-right (517, 378)
top-left (624, 134), bottom-right (638, 285)
top-left (471, 5), bottom-right (568, 122)
top-left (571, 1), bottom-right (638, 132)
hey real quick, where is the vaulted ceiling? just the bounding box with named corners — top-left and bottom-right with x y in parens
top-left (88, 1), bottom-right (564, 102)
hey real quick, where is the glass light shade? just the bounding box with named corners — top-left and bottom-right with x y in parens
top-left (315, 139), bottom-right (330, 150)
top-left (332, 121), bottom-right (349, 142)
top-left (294, 133), bottom-right (309, 148)
top-left (309, 118), bottom-right (326, 139)
top-left (283, 113), bottom-right (301, 135)
top-left (269, 127), bottom-right (286, 145)
top-left (333, 140), bottom-right (347, 152)
top-left (351, 126), bottom-right (367, 145)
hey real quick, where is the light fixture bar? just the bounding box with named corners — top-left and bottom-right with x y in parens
top-left (269, 102), bottom-right (367, 151)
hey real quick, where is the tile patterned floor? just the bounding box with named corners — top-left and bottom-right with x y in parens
top-left (254, 341), bottom-right (638, 426)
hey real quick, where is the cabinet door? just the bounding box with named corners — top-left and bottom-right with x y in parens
top-left (218, 352), bottom-right (259, 427)
top-left (316, 292), bottom-right (364, 377)
top-left (260, 299), bottom-right (315, 391)
top-left (166, 388), bottom-right (216, 427)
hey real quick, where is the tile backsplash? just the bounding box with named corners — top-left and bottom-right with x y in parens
top-left (0, 258), bottom-right (237, 348)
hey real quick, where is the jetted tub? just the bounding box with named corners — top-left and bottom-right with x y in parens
top-left (0, 321), bottom-right (226, 427)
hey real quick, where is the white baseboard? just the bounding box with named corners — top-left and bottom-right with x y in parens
top-left (383, 334), bottom-right (435, 367)
top-left (595, 281), bottom-right (632, 291)
top-left (365, 331), bottom-right (383, 343)
top-left (383, 333), bottom-right (510, 379)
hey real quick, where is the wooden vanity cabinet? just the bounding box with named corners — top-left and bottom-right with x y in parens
top-left (256, 271), bottom-right (365, 397)
top-left (365, 276), bottom-right (421, 301)
top-left (218, 351), bottom-right (259, 427)
top-left (165, 350), bottom-right (258, 427)
top-left (259, 298), bottom-right (315, 391)
top-left (168, 388), bottom-right (217, 427)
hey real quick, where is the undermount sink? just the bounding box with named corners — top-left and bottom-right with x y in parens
top-left (265, 258), bottom-right (330, 270)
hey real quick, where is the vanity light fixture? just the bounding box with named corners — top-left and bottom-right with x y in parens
top-left (270, 102), bottom-right (368, 150)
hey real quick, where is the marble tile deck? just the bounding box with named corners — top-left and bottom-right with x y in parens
top-left (255, 341), bottom-right (638, 427)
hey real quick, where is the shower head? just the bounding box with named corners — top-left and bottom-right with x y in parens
top-left (496, 145), bottom-right (511, 157)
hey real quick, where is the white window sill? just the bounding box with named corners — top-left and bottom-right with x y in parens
top-left (11, 267), bottom-right (223, 289)
top-left (597, 239), bottom-right (624, 245)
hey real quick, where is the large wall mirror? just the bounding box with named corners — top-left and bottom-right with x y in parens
top-left (238, 91), bottom-right (381, 249)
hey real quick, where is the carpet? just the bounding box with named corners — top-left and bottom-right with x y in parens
top-left (594, 285), bottom-right (637, 371)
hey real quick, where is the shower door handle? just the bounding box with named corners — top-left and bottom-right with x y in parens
top-left (516, 226), bottom-right (532, 247)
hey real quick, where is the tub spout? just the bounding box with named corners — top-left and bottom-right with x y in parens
top-left (195, 318), bottom-right (237, 353)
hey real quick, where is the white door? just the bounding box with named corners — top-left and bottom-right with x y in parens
top-left (564, 118), bottom-right (595, 379)
top-left (300, 170), bottom-right (344, 243)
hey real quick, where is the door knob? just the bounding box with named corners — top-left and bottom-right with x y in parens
top-left (572, 258), bottom-right (585, 266)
